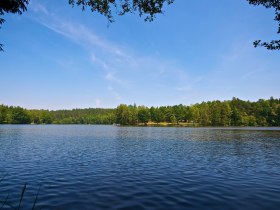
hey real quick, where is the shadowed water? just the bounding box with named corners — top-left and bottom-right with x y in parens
top-left (0, 125), bottom-right (280, 210)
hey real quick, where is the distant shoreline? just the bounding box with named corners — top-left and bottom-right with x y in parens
top-left (1, 123), bottom-right (280, 129)
top-left (1, 97), bottom-right (280, 126)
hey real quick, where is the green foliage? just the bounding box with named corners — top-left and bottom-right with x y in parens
top-left (0, 97), bottom-right (279, 126)
top-left (241, 114), bottom-right (257, 126)
top-left (170, 115), bottom-right (177, 124)
top-left (199, 102), bottom-right (211, 126)
top-left (0, 0), bottom-right (29, 51)
top-left (1, 1), bottom-right (280, 51)
top-left (173, 104), bottom-right (185, 122)
top-left (0, 105), bottom-right (8, 123)
top-left (0, 0), bottom-right (173, 51)
top-left (219, 102), bottom-right (231, 126)
top-left (0, 105), bottom-right (32, 124)
top-left (115, 104), bottom-right (130, 125)
top-left (137, 106), bottom-right (150, 124)
top-left (231, 107), bottom-right (242, 126)
top-left (69, 0), bottom-right (174, 22)
top-left (11, 107), bottom-right (31, 124)
top-left (276, 105), bottom-right (280, 125)
top-left (150, 107), bottom-right (164, 123)
top-left (248, 0), bottom-right (280, 50)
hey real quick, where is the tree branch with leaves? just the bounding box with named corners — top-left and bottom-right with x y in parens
top-left (0, 0), bottom-right (280, 51)
top-left (0, 0), bottom-right (173, 51)
top-left (248, 0), bottom-right (280, 50)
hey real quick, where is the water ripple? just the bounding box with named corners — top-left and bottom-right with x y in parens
top-left (0, 125), bottom-right (280, 209)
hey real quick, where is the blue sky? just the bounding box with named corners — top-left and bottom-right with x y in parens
top-left (0, 0), bottom-right (279, 110)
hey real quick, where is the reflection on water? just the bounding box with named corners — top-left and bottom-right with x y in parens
top-left (0, 125), bottom-right (280, 210)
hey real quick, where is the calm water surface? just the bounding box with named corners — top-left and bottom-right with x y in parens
top-left (0, 125), bottom-right (280, 210)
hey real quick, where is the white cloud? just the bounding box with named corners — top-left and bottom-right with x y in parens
top-left (95, 98), bottom-right (102, 107)
top-left (30, 3), bottom-right (128, 60)
top-left (29, 1), bottom-right (50, 16)
top-left (107, 86), bottom-right (121, 101)
top-left (105, 72), bottom-right (121, 83)
top-left (175, 76), bottom-right (203, 92)
top-left (28, 1), bottom-right (195, 104)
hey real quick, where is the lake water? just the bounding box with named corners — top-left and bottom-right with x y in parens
top-left (0, 125), bottom-right (280, 210)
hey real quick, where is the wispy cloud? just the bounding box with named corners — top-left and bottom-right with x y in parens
top-left (176, 76), bottom-right (203, 92)
top-left (30, 3), bottom-right (127, 58)
top-left (29, 1), bottom-right (50, 16)
top-left (95, 98), bottom-right (102, 107)
top-left (107, 86), bottom-right (121, 101)
top-left (28, 1), bottom-right (197, 105)
top-left (105, 72), bottom-right (122, 83)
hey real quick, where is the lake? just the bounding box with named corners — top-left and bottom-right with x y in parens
top-left (0, 125), bottom-right (280, 210)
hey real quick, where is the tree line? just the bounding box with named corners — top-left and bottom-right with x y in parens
top-left (0, 106), bottom-right (115, 125)
top-left (0, 97), bottom-right (280, 126)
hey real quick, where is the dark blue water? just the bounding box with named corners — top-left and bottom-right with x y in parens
top-left (0, 125), bottom-right (280, 210)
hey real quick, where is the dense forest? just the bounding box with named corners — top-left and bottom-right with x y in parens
top-left (0, 97), bottom-right (280, 126)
